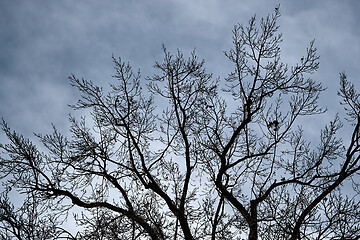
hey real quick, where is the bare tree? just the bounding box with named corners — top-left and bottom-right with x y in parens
top-left (1, 7), bottom-right (359, 240)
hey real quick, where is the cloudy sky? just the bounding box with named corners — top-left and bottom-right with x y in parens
top-left (0, 0), bottom-right (359, 140)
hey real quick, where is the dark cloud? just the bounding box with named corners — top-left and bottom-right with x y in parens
top-left (0, 0), bottom-right (359, 140)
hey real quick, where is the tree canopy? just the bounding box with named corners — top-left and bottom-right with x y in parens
top-left (1, 7), bottom-right (359, 240)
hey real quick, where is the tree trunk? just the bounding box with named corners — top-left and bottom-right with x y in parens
top-left (248, 200), bottom-right (258, 240)
top-left (248, 221), bottom-right (258, 240)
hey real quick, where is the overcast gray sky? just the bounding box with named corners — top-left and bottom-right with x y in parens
top-left (0, 0), bottom-right (359, 140)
